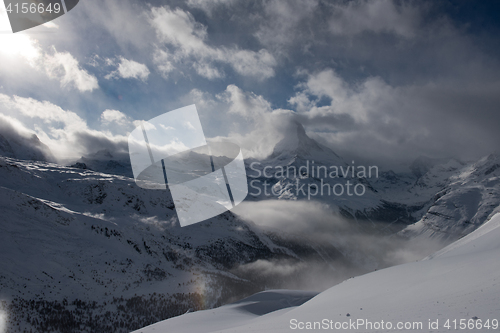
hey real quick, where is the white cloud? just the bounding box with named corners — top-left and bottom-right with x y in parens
top-left (213, 84), bottom-right (294, 159)
top-left (0, 94), bottom-right (128, 161)
top-left (237, 259), bottom-right (306, 277)
top-left (0, 25), bottom-right (98, 93)
top-left (100, 109), bottom-right (131, 127)
top-left (105, 57), bottom-right (115, 66)
top-left (138, 120), bottom-right (156, 131)
top-left (286, 67), bottom-right (500, 167)
top-left (148, 139), bottom-right (190, 157)
top-left (192, 60), bottom-right (224, 79)
top-left (105, 57), bottom-right (150, 81)
top-left (227, 48), bottom-right (276, 79)
top-left (233, 200), bottom-right (443, 280)
top-left (184, 121), bottom-right (195, 130)
top-left (42, 21), bottom-right (59, 29)
top-left (290, 68), bottom-right (377, 122)
top-left (153, 49), bottom-right (175, 77)
top-left (181, 67), bottom-right (500, 167)
top-left (229, 49), bottom-right (277, 79)
top-left (328, 0), bottom-right (420, 38)
top-left (149, 6), bottom-right (276, 80)
top-left (178, 85), bottom-right (292, 159)
top-left (44, 50), bottom-right (99, 92)
top-left (225, 84), bottom-right (272, 118)
top-left (151, 7), bottom-right (208, 53)
top-left (160, 124), bottom-right (174, 131)
top-left (1, 94), bottom-right (87, 131)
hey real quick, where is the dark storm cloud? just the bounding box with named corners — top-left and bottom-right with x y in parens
top-left (72, 131), bottom-right (129, 156)
top-left (289, 68), bottom-right (500, 167)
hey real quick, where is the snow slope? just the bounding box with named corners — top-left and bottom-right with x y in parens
top-left (136, 210), bottom-right (500, 333)
top-left (71, 149), bottom-right (133, 177)
top-left (131, 290), bottom-right (318, 333)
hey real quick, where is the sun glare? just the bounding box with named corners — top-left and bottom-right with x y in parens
top-left (0, 34), bottom-right (41, 62)
top-left (0, 4), bottom-right (41, 63)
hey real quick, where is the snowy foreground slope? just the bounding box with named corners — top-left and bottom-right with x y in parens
top-left (135, 211), bottom-right (500, 333)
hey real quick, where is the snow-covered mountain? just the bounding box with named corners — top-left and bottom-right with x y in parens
top-left (1, 122), bottom-right (500, 332)
top-left (246, 123), bottom-right (381, 215)
top-left (0, 156), bottom-right (350, 332)
top-left (134, 209), bottom-right (500, 333)
top-left (400, 154), bottom-right (500, 243)
top-left (247, 123), bottom-right (500, 244)
top-left (71, 149), bottom-right (133, 177)
top-left (246, 122), bottom-right (453, 234)
top-left (0, 129), bottom-right (54, 162)
top-left (266, 121), bottom-right (345, 167)
top-left (59, 122), bottom-right (498, 246)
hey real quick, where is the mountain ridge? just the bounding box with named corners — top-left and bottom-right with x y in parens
top-left (267, 121), bottom-right (344, 166)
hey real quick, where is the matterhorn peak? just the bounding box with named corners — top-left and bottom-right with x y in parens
top-left (268, 121), bottom-right (344, 165)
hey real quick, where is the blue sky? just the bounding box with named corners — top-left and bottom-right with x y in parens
top-left (1, 0), bottom-right (499, 168)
